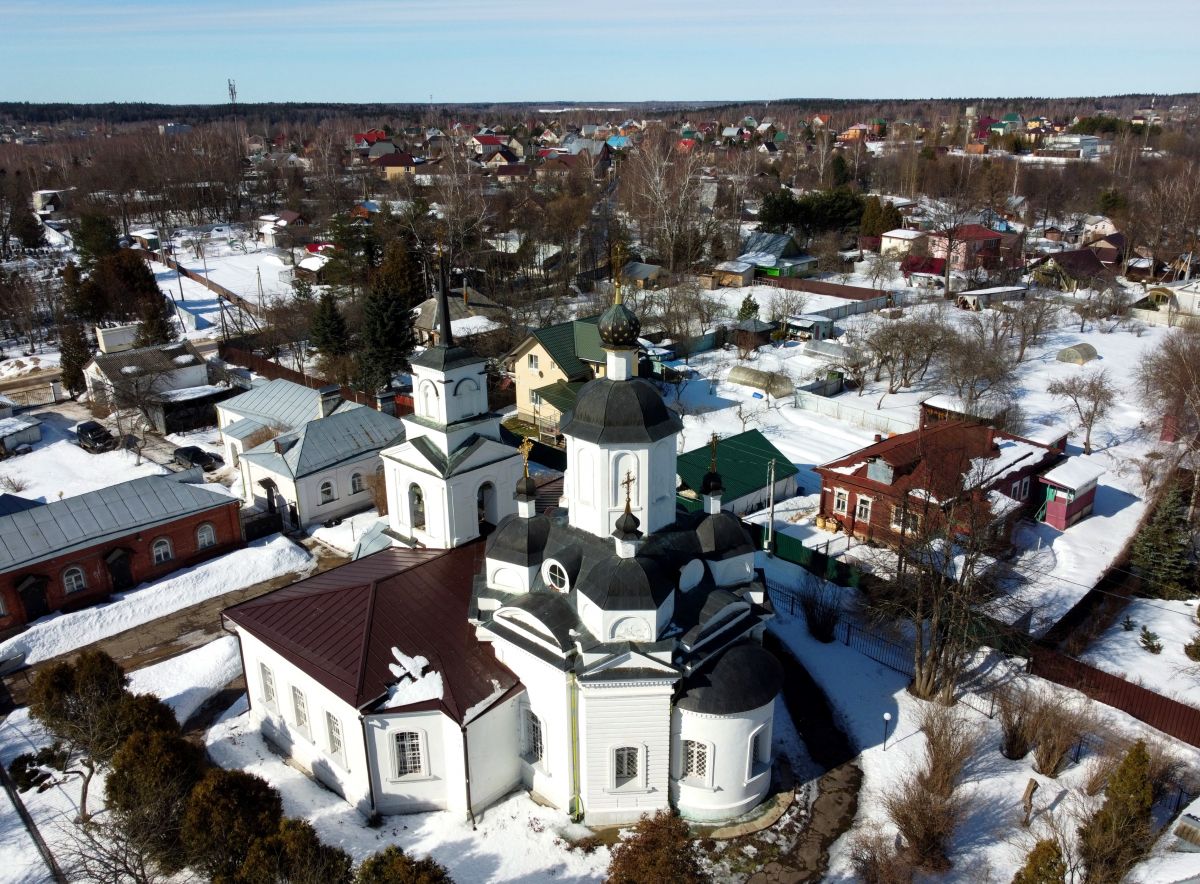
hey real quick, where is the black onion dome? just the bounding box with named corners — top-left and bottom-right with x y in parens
top-left (515, 475), bottom-right (538, 500)
top-left (612, 506), bottom-right (642, 541)
top-left (486, 512), bottom-right (552, 566)
top-left (579, 554), bottom-right (672, 610)
top-left (678, 643), bottom-right (783, 715)
top-left (700, 470), bottom-right (724, 495)
top-left (696, 511), bottom-right (755, 559)
top-left (599, 301), bottom-right (640, 349)
top-left (561, 378), bottom-right (683, 444)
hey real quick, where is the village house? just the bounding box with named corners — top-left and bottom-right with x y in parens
top-left (0, 475), bottom-right (242, 629)
top-left (880, 228), bottom-right (927, 257)
top-left (215, 379), bottom-right (359, 467)
top-left (83, 340), bottom-right (209, 413)
top-left (509, 315), bottom-right (605, 440)
top-left (225, 290), bottom-right (783, 827)
top-left (928, 224), bottom-right (1003, 273)
top-left (370, 152), bottom-right (420, 181)
top-left (414, 286), bottom-right (506, 346)
top-left (676, 430), bottom-right (799, 516)
top-left (737, 232), bottom-right (818, 279)
top-left (815, 420), bottom-right (1063, 548)
top-left (1029, 249), bottom-right (1112, 292)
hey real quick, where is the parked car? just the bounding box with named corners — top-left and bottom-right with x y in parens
top-left (173, 446), bottom-right (224, 472)
top-left (75, 420), bottom-right (118, 453)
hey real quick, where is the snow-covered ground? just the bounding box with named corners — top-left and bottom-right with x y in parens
top-left (0, 411), bottom-right (169, 502)
top-left (308, 509), bottom-right (385, 555)
top-left (0, 344), bottom-right (61, 381)
top-left (0, 638), bottom-right (244, 883)
top-left (762, 555), bottom-right (1200, 883)
top-left (206, 701), bottom-right (611, 882)
top-left (165, 235), bottom-right (295, 307)
top-left (1080, 597), bottom-right (1200, 707)
top-left (0, 535), bottom-right (313, 665)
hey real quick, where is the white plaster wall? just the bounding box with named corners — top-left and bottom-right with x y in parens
top-left (671, 699), bottom-right (775, 822)
top-left (566, 438), bottom-right (678, 539)
top-left (236, 630), bottom-right (373, 814)
top-left (364, 709), bottom-right (452, 815)
top-left (465, 693), bottom-right (523, 812)
top-left (242, 454), bottom-right (382, 526)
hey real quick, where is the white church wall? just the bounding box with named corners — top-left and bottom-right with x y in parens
top-left (486, 559), bottom-right (538, 594)
top-left (577, 682), bottom-right (673, 826)
top-left (670, 700), bottom-right (775, 822)
top-left (567, 439), bottom-right (678, 538)
top-left (364, 708), bottom-right (453, 815)
top-left (709, 552), bottom-right (756, 587)
top-left (235, 630), bottom-right (374, 815)
top-left (465, 692), bottom-right (524, 812)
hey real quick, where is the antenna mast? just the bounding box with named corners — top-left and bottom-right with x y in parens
top-left (228, 79), bottom-right (238, 107)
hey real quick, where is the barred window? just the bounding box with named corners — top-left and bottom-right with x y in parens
top-left (683, 740), bottom-right (707, 781)
top-left (326, 713), bottom-right (344, 764)
top-left (614, 746), bottom-right (639, 786)
top-left (524, 708), bottom-right (543, 764)
top-left (291, 686), bottom-right (309, 734)
top-left (63, 567), bottom-right (87, 594)
top-left (260, 664), bottom-right (276, 708)
top-left (394, 731), bottom-right (424, 777)
top-left (196, 523), bottom-right (216, 549)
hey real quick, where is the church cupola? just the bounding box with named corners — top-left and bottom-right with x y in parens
top-left (599, 270), bottom-right (640, 381)
top-left (611, 471), bottom-right (643, 559)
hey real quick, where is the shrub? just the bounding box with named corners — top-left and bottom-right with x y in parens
top-left (883, 774), bottom-right (965, 872)
top-left (847, 831), bottom-right (914, 884)
top-left (606, 810), bottom-right (710, 884)
top-left (995, 685), bottom-right (1038, 760)
top-left (356, 845), bottom-right (454, 884)
top-left (1077, 741), bottom-right (1154, 884)
top-left (1139, 626), bottom-right (1163, 654)
top-left (917, 705), bottom-right (978, 798)
top-left (1011, 838), bottom-right (1067, 884)
top-left (1032, 700), bottom-right (1092, 778)
top-left (241, 818), bottom-right (354, 884)
top-left (182, 768), bottom-right (283, 882)
top-left (1184, 631), bottom-right (1200, 662)
top-left (799, 575), bottom-right (841, 643)
top-left (1143, 738), bottom-right (1184, 804)
top-left (1121, 616), bottom-right (1135, 631)
top-left (8, 743), bottom-right (70, 792)
top-left (0, 475), bottom-right (28, 493)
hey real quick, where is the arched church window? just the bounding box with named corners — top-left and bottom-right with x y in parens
top-left (477, 482), bottom-right (494, 526)
top-left (409, 484), bottom-right (425, 530)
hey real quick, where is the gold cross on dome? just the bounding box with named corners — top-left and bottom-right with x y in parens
top-left (621, 470), bottom-right (636, 506)
top-left (518, 436), bottom-right (534, 477)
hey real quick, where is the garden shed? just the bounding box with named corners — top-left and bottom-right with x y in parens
top-left (1056, 343), bottom-right (1098, 365)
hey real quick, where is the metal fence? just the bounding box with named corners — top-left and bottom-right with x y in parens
top-left (792, 390), bottom-right (917, 436)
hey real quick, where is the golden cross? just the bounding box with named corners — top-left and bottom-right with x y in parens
top-left (613, 243), bottom-right (624, 305)
top-left (621, 470), bottom-right (636, 507)
top-left (709, 432), bottom-right (720, 473)
top-left (518, 436), bottom-right (534, 477)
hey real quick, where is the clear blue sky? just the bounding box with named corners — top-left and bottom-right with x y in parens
top-left (3, 0), bottom-right (1195, 104)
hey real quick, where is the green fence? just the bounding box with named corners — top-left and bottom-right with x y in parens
top-left (750, 524), bottom-right (862, 588)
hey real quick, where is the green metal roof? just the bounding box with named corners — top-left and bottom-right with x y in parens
top-left (676, 429), bottom-right (798, 511)
top-left (531, 315), bottom-right (602, 380)
top-left (533, 380), bottom-right (587, 413)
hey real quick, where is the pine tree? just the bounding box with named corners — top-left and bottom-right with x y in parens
top-left (356, 845), bottom-right (453, 884)
top-left (75, 212), bottom-right (120, 270)
top-left (1077, 740), bottom-right (1153, 883)
top-left (310, 290), bottom-right (351, 357)
top-left (737, 293), bottom-right (760, 321)
top-left (134, 293), bottom-right (179, 347)
top-left (58, 321), bottom-right (90, 396)
top-left (1011, 839), bottom-right (1066, 884)
top-left (1130, 484), bottom-right (1193, 599)
top-left (358, 241), bottom-right (421, 392)
top-left (881, 201), bottom-right (904, 233)
top-left (860, 196), bottom-right (883, 237)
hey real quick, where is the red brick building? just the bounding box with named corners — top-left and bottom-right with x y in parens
top-left (0, 476), bottom-right (242, 631)
top-left (815, 421), bottom-right (1062, 547)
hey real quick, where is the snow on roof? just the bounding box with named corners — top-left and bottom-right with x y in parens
top-left (451, 315), bottom-right (501, 336)
top-left (969, 437), bottom-right (1044, 486)
top-left (0, 415), bottom-right (40, 437)
top-left (715, 260), bottom-right (753, 273)
top-left (882, 228), bottom-right (925, 240)
top-left (1018, 423), bottom-right (1070, 446)
top-left (384, 647), bottom-right (444, 709)
top-left (922, 392), bottom-right (1009, 418)
top-left (1041, 458), bottom-right (1104, 490)
top-left (297, 254), bottom-right (330, 272)
top-left (988, 490), bottom-right (1022, 520)
top-left (155, 384), bottom-right (228, 403)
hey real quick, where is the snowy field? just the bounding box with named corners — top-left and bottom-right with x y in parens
top-left (0, 639), bottom-right (244, 884)
top-left (0, 411), bottom-right (169, 502)
top-left (165, 235), bottom-right (295, 307)
top-left (0, 343), bottom-right (61, 381)
top-left (1080, 597), bottom-right (1200, 707)
top-left (763, 556), bottom-right (1200, 883)
top-left (0, 535), bottom-right (313, 665)
top-left (206, 701), bottom-right (611, 883)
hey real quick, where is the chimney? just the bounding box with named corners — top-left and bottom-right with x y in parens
top-left (273, 438), bottom-right (285, 454)
top-left (317, 384), bottom-right (341, 419)
top-left (874, 433), bottom-right (883, 443)
top-left (462, 286), bottom-right (469, 307)
top-left (375, 389), bottom-right (395, 416)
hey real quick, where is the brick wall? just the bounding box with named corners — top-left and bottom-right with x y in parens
top-left (0, 499), bottom-right (243, 629)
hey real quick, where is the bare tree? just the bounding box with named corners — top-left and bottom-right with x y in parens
top-left (1046, 369), bottom-right (1116, 455)
top-left (1138, 324), bottom-right (1200, 520)
top-left (1012, 294), bottom-right (1062, 361)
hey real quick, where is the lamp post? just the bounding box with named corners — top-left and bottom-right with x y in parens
top-left (882, 712), bottom-right (893, 751)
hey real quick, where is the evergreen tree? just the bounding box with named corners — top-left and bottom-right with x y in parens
top-left (356, 845), bottom-right (453, 884)
top-left (1077, 740), bottom-right (1153, 883)
top-left (240, 818), bottom-right (354, 884)
top-left (606, 810), bottom-right (710, 884)
top-left (310, 290), bottom-right (351, 357)
top-left (860, 196), bottom-right (884, 237)
top-left (10, 202), bottom-right (45, 250)
top-left (182, 768), bottom-right (283, 882)
top-left (75, 212), bottom-right (120, 270)
top-left (133, 293), bottom-right (179, 347)
top-left (880, 201), bottom-right (904, 233)
top-left (737, 293), bottom-right (761, 322)
top-left (831, 153), bottom-right (852, 188)
top-left (58, 320), bottom-right (90, 396)
top-left (1011, 839), bottom-right (1067, 884)
top-left (1130, 484), bottom-right (1193, 599)
top-left (358, 241), bottom-right (421, 391)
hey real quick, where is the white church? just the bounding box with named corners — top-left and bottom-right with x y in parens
top-left (224, 280), bottom-right (784, 827)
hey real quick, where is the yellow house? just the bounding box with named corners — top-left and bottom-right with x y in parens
top-left (509, 315), bottom-right (605, 442)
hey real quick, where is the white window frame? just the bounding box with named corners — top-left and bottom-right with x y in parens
top-left (746, 724), bottom-right (770, 782)
top-left (350, 472), bottom-right (365, 495)
top-left (1010, 480), bottom-right (1021, 500)
top-left (680, 738), bottom-right (712, 788)
top-left (260, 663), bottom-right (277, 710)
top-left (833, 488), bottom-right (849, 515)
top-left (151, 537), bottom-right (173, 565)
top-left (319, 480), bottom-right (336, 505)
top-left (545, 561), bottom-right (569, 592)
top-left (529, 389), bottom-right (541, 406)
top-left (195, 522), bottom-right (216, 550)
top-left (62, 566), bottom-right (87, 594)
top-left (0, 594), bottom-right (6, 617)
top-left (854, 495), bottom-right (872, 522)
top-left (291, 686), bottom-right (309, 737)
top-left (392, 730), bottom-right (427, 780)
top-left (890, 506), bottom-right (920, 534)
top-left (326, 712), bottom-right (346, 768)
top-left (527, 353), bottom-right (539, 370)
top-left (610, 744), bottom-right (648, 792)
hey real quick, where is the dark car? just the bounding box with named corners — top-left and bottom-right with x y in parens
top-left (173, 445), bottom-right (224, 472)
top-left (76, 420), bottom-right (117, 453)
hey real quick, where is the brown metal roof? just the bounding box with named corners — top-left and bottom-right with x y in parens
top-left (224, 542), bottom-right (519, 722)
